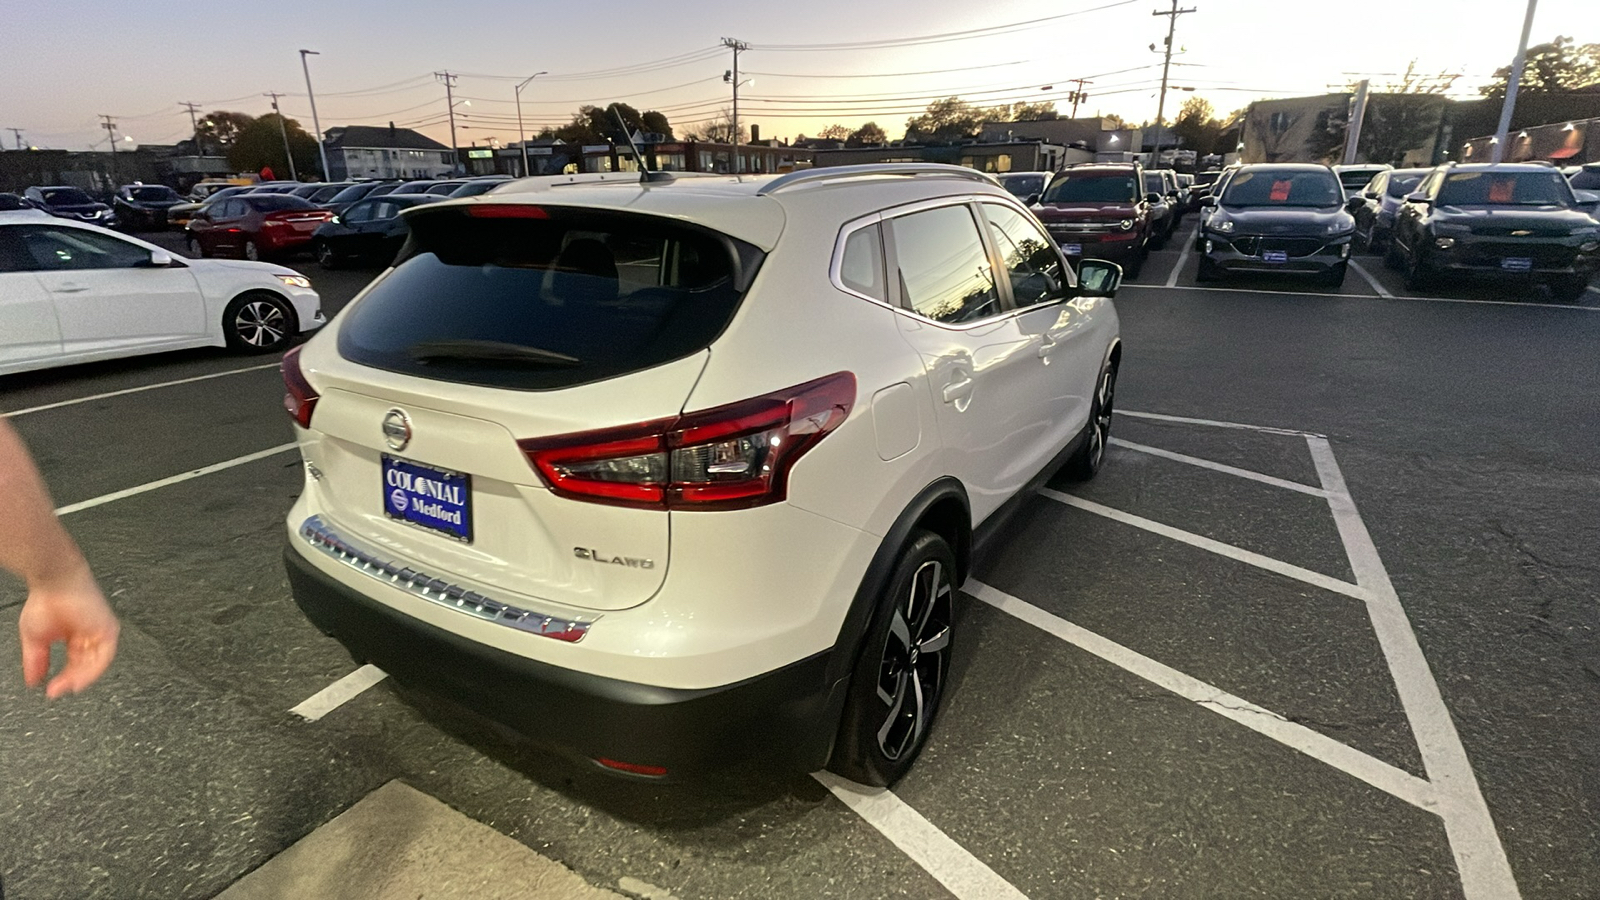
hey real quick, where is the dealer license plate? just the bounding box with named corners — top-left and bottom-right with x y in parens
top-left (1262, 250), bottom-right (1288, 263)
top-left (383, 455), bottom-right (472, 542)
top-left (1500, 257), bottom-right (1532, 272)
top-left (1063, 243), bottom-right (1082, 256)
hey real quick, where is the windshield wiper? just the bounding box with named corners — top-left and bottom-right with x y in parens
top-left (407, 339), bottom-right (581, 367)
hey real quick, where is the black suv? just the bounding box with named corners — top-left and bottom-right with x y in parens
top-left (1196, 164), bottom-right (1357, 286)
top-left (1389, 163), bottom-right (1599, 301)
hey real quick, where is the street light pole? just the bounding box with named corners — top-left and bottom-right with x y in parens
top-left (300, 50), bottom-right (332, 181)
top-left (515, 71), bottom-right (548, 177)
top-left (1491, 0), bottom-right (1538, 163)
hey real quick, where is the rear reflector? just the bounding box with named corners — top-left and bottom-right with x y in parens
top-left (518, 372), bottom-right (856, 511)
top-left (594, 757), bottom-right (668, 777)
top-left (468, 204), bottom-right (549, 218)
top-left (281, 346), bottom-right (319, 428)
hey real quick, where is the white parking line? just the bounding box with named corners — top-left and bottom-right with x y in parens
top-left (812, 771), bottom-right (1031, 900)
top-left (965, 580), bottom-right (1438, 812)
top-left (1122, 281), bottom-right (1600, 310)
top-left (1118, 409), bottom-right (1321, 438)
top-left (1109, 437), bottom-right (1332, 498)
top-left (1347, 259), bottom-right (1393, 299)
top-left (1306, 437), bottom-right (1520, 900)
top-left (1588, 284), bottom-right (1600, 296)
top-left (54, 443), bottom-right (297, 516)
top-left (1164, 225), bottom-right (1198, 288)
top-left (290, 664), bottom-right (390, 721)
top-left (1037, 488), bottom-right (1367, 602)
top-left (4, 362), bottom-right (280, 418)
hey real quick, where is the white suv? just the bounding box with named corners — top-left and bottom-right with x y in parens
top-left (281, 164), bottom-right (1123, 785)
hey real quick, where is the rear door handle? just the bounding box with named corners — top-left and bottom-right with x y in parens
top-left (941, 375), bottom-right (974, 404)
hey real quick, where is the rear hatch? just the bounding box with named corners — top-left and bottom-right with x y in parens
top-left (299, 202), bottom-right (764, 611)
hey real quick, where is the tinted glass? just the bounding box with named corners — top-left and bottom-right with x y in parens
top-left (1386, 173), bottom-right (1427, 198)
top-left (342, 201), bottom-right (376, 224)
top-left (245, 195), bottom-right (317, 212)
top-left (0, 194), bottom-right (26, 211)
top-left (426, 183), bottom-right (463, 195)
top-left (41, 188), bottom-right (93, 206)
top-left (368, 183), bottom-right (400, 197)
top-left (337, 209), bottom-right (757, 390)
top-left (328, 183), bottom-right (376, 204)
top-left (368, 202), bottom-right (401, 221)
top-left (1144, 173), bottom-right (1164, 192)
top-left (1338, 170), bottom-right (1381, 190)
top-left (449, 181), bottom-right (501, 197)
top-left (983, 204), bottom-right (1064, 308)
top-left (838, 223), bottom-right (885, 301)
top-left (291, 185), bottom-right (325, 198)
top-left (14, 225), bottom-right (151, 270)
top-left (1042, 172), bottom-right (1138, 204)
top-left (999, 174), bottom-right (1045, 198)
top-left (1222, 170), bottom-right (1342, 207)
top-left (1570, 168), bottom-right (1600, 190)
top-left (1437, 171), bottom-right (1572, 206)
top-left (129, 186), bottom-right (179, 202)
top-left (890, 204), bottom-right (1000, 324)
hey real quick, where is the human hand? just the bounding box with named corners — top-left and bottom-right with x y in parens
top-left (18, 563), bottom-right (120, 698)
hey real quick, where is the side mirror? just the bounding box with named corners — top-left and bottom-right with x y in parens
top-left (1201, 196), bottom-right (1217, 208)
top-left (147, 249), bottom-right (173, 267)
top-left (1404, 191), bottom-right (1431, 206)
top-left (1345, 197), bottom-right (1366, 213)
top-left (1145, 192), bottom-right (1163, 204)
top-left (1077, 259), bottom-right (1123, 298)
top-left (1025, 193), bottom-right (1041, 205)
top-left (1363, 190), bottom-right (1379, 199)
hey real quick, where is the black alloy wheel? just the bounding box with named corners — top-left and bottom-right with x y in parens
top-left (222, 292), bottom-right (294, 353)
top-left (187, 235), bottom-right (207, 258)
top-left (1064, 355), bottom-right (1117, 481)
top-left (829, 530), bottom-right (956, 787)
top-left (1403, 243), bottom-right (1434, 292)
top-left (315, 240), bottom-right (340, 270)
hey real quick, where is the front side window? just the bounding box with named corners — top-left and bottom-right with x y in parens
top-left (837, 223), bottom-right (886, 302)
top-left (342, 201), bottom-right (376, 224)
top-left (13, 225), bottom-right (151, 271)
top-left (1042, 172), bottom-right (1138, 204)
top-left (889, 204), bottom-right (1000, 325)
top-left (982, 204), bottom-right (1065, 308)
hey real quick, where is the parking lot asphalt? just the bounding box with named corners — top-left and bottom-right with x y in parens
top-left (1, 224), bottom-right (1596, 899)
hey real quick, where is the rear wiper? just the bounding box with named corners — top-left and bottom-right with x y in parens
top-left (407, 339), bottom-right (581, 367)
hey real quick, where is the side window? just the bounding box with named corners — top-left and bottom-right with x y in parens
top-left (343, 201), bottom-right (376, 224)
top-left (837, 222), bottom-right (886, 302)
top-left (16, 226), bottom-right (152, 271)
top-left (0, 228), bottom-right (32, 272)
top-left (982, 204), bottom-right (1066, 308)
top-left (370, 202), bottom-right (401, 221)
top-left (889, 204), bottom-right (1000, 325)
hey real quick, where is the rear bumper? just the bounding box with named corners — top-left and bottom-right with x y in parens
top-left (285, 544), bottom-right (846, 778)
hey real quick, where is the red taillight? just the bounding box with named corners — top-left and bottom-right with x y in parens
top-left (517, 372), bottom-right (856, 511)
top-left (468, 204), bottom-right (549, 219)
top-left (594, 757), bottom-right (668, 777)
top-left (281, 346), bottom-right (319, 428)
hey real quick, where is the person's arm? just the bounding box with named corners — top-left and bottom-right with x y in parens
top-left (0, 417), bottom-right (118, 697)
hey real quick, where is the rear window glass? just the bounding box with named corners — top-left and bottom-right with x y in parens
top-left (337, 209), bottom-right (762, 390)
top-left (1386, 173), bottom-right (1426, 198)
top-left (245, 195), bottom-right (316, 211)
top-left (1042, 172), bottom-right (1137, 204)
top-left (1222, 170), bottom-right (1342, 207)
top-left (129, 186), bottom-right (180, 201)
top-left (1338, 170), bottom-right (1382, 189)
top-left (1571, 168), bottom-right (1600, 190)
top-left (1437, 172), bottom-right (1572, 206)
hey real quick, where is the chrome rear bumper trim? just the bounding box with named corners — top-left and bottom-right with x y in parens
top-left (297, 514), bottom-right (595, 642)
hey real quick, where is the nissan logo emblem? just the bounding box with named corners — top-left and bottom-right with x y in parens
top-left (382, 409), bottom-right (412, 451)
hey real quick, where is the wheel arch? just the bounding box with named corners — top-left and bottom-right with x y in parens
top-left (224, 288), bottom-right (301, 338)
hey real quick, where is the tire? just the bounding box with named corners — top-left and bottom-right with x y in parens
top-left (187, 235), bottom-right (208, 259)
top-left (1195, 255), bottom-right (1219, 283)
top-left (827, 530), bottom-right (956, 787)
top-left (1369, 227), bottom-right (1389, 255)
top-left (1321, 262), bottom-right (1348, 288)
top-left (1062, 354), bottom-right (1117, 481)
top-left (244, 239), bottom-right (262, 262)
top-left (222, 292), bottom-right (295, 353)
top-left (1403, 245), bottom-right (1433, 292)
top-left (315, 240), bottom-right (340, 270)
top-left (1384, 238), bottom-right (1405, 272)
top-left (1123, 246), bottom-right (1146, 280)
top-left (1547, 275), bottom-right (1591, 303)
top-left (1353, 228), bottom-right (1370, 253)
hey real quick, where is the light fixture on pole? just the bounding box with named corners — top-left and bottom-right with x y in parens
top-left (300, 50), bottom-right (331, 181)
top-left (515, 71), bottom-right (548, 177)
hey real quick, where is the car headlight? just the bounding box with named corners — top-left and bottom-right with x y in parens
top-left (1433, 237), bottom-right (1456, 250)
top-left (277, 274), bottom-right (313, 289)
top-left (1118, 219), bottom-right (1134, 231)
top-left (1211, 218), bottom-right (1235, 234)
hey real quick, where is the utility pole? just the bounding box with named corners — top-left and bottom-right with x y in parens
top-left (100, 115), bottom-right (120, 185)
top-left (180, 101), bottom-right (203, 154)
top-left (300, 50), bottom-right (331, 181)
top-left (7, 128), bottom-right (23, 151)
top-left (1067, 79), bottom-right (1093, 118)
top-left (1491, 0), bottom-right (1538, 163)
top-left (1149, 0), bottom-right (1196, 168)
top-left (721, 37), bottom-right (749, 172)
top-left (1342, 79), bottom-right (1371, 165)
top-left (515, 71), bottom-right (548, 177)
top-left (436, 71), bottom-right (462, 175)
top-left (263, 93), bottom-right (298, 180)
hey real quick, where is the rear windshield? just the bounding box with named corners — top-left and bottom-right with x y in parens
top-left (328, 183), bottom-right (377, 204)
top-left (1571, 168), bottom-right (1600, 190)
top-left (1437, 171), bottom-right (1572, 206)
top-left (1221, 170), bottom-right (1342, 208)
top-left (129, 186), bottom-right (179, 201)
top-left (450, 181), bottom-right (502, 197)
top-left (245, 195), bottom-right (316, 211)
top-left (1042, 172), bottom-right (1137, 204)
top-left (337, 208), bottom-right (763, 390)
top-left (1338, 170), bottom-right (1382, 190)
top-left (1385, 173), bottom-right (1426, 198)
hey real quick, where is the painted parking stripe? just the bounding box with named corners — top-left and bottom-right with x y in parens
top-left (1037, 488), bottom-right (1367, 601)
top-left (812, 771), bottom-right (1030, 900)
top-left (54, 443), bottom-right (297, 516)
top-left (1164, 225), bottom-right (1198, 288)
top-left (1121, 281), bottom-right (1600, 311)
top-left (1118, 409), bottom-right (1320, 437)
top-left (1109, 437), bottom-right (1332, 498)
top-left (966, 580), bottom-right (1437, 811)
top-left (290, 664), bottom-right (389, 721)
top-left (1348, 259), bottom-right (1393, 299)
top-left (1306, 437), bottom-right (1520, 899)
top-left (5, 362), bottom-right (280, 418)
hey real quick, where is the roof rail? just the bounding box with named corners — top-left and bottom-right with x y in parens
top-left (756, 163), bottom-right (999, 196)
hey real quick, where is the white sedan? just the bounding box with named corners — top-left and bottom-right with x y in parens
top-left (0, 211), bottom-right (324, 377)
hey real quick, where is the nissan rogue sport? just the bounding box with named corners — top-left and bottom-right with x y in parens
top-left (281, 164), bottom-right (1124, 786)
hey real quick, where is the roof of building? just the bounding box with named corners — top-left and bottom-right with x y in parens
top-left (324, 125), bottom-right (450, 152)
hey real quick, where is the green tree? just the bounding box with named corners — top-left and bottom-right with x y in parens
top-left (1101, 113), bottom-right (1129, 130)
top-left (1480, 36), bottom-right (1600, 97)
top-left (640, 110), bottom-right (674, 140)
top-left (227, 114), bottom-right (318, 177)
top-left (846, 122), bottom-right (887, 147)
top-left (818, 124), bottom-right (852, 141)
top-left (1170, 96), bottom-right (1223, 151)
top-left (999, 101), bottom-right (1058, 121)
top-left (196, 111), bottom-right (255, 153)
top-left (904, 97), bottom-right (987, 142)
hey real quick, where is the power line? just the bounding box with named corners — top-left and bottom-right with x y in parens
top-left (746, 61), bottom-right (1026, 80)
top-left (754, 0), bottom-right (1138, 51)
